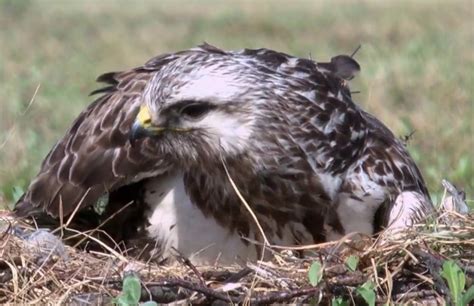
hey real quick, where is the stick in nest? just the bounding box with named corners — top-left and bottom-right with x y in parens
top-left (144, 278), bottom-right (321, 304)
top-left (220, 154), bottom-right (270, 303)
top-left (172, 247), bottom-right (205, 285)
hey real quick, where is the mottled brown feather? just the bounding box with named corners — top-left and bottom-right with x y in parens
top-left (14, 58), bottom-right (177, 218)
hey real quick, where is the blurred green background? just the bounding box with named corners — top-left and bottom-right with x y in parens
top-left (0, 0), bottom-right (472, 209)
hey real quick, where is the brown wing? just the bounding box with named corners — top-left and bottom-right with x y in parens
top-left (14, 54), bottom-right (178, 218)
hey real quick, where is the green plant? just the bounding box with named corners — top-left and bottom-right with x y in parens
top-left (331, 296), bottom-right (349, 306)
top-left (345, 255), bottom-right (359, 272)
top-left (356, 281), bottom-right (376, 306)
top-left (440, 260), bottom-right (474, 306)
top-left (113, 272), bottom-right (157, 306)
top-left (308, 261), bottom-right (323, 286)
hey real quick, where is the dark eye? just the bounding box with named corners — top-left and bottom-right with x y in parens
top-left (180, 103), bottom-right (215, 119)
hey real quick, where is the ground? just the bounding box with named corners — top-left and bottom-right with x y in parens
top-left (0, 209), bottom-right (472, 304)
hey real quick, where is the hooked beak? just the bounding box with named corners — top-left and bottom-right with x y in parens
top-left (129, 105), bottom-right (165, 145)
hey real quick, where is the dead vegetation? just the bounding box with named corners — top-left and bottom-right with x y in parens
top-left (0, 207), bottom-right (472, 305)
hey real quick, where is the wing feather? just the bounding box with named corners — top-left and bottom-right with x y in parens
top-left (15, 56), bottom-right (176, 218)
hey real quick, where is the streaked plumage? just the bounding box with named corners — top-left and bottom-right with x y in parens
top-left (14, 44), bottom-right (434, 264)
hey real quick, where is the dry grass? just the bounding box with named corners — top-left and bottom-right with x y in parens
top-left (0, 0), bottom-right (473, 208)
top-left (0, 207), bottom-right (472, 305)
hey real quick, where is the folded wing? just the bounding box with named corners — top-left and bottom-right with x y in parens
top-left (14, 55), bottom-right (178, 218)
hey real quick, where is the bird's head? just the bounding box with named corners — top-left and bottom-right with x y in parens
top-left (129, 49), bottom-right (261, 161)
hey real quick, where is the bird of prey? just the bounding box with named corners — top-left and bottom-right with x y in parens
top-left (14, 44), bottom-right (434, 264)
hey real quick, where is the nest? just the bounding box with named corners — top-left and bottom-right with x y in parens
top-left (0, 210), bottom-right (472, 305)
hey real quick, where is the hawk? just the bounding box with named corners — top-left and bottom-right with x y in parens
top-left (14, 44), bottom-right (434, 264)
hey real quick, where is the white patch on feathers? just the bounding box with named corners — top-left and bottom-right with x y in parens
top-left (144, 172), bottom-right (258, 265)
top-left (386, 191), bottom-right (427, 229)
top-left (173, 70), bottom-right (243, 103)
top-left (129, 165), bottom-right (169, 184)
top-left (336, 193), bottom-right (379, 235)
top-left (335, 167), bottom-right (387, 235)
top-left (297, 90), bottom-right (316, 102)
top-left (318, 172), bottom-right (342, 201)
top-left (187, 111), bottom-right (254, 155)
top-left (324, 110), bottom-right (345, 134)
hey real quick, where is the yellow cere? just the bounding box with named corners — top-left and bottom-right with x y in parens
top-left (136, 104), bottom-right (189, 133)
top-left (137, 105), bottom-right (152, 127)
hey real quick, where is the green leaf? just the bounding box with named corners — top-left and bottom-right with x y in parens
top-left (462, 285), bottom-right (474, 306)
top-left (440, 260), bottom-right (465, 305)
top-left (356, 281), bottom-right (375, 306)
top-left (113, 297), bottom-right (131, 306)
top-left (331, 296), bottom-right (349, 306)
top-left (345, 255), bottom-right (359, 272)
top-left (140, 302), bottom-right (158, 306)
top-left (308, 261), bottom-right (323, 286)
top-left (114, 273), bottom-right (142, 305)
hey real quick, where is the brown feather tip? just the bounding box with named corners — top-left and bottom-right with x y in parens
top-left (318, 55), bottom-right (361, 81)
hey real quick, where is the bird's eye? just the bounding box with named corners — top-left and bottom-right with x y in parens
top-left (180, 103), bottom-right (215, 119)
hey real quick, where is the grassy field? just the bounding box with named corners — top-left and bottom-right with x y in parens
top-left (0, 0), bottom-right (472, 209)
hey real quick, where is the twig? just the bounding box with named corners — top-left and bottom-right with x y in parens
top-left (146, 278), bottom-right (240, 303)
top-left (0, 220), bottom-right (12, 241)
top-left (172, 248), bottom-right (205, 285)
top-left (220, 155), bottom-right (270, 301)
top-left (251, 286), bottom-right (321, 304)
top-left (145, 278), bottom-right (321, 304)
top-left (394, 289), bottom-right (439, 302)
top-left (71, 200), bottom-right (134, 248)
top-left (224, 267), bottom-right (253, 283)
top-left (63, 227), bottom-right (128, 262)
top-left (201, 267), bottom-right (253, 283)
top-left (21, 84), bottom-right (41, 115)
top-left (52, 189), bottom-right (92, 235)
top-left (327, 272), bottom-right (367, 287)
top-left (220, 156), bottom-right (269, 245)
